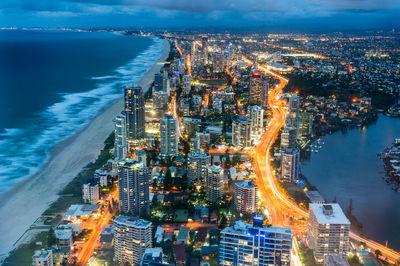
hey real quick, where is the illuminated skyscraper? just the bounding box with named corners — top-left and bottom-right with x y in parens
top-left (118, 159), bottom-right (150, 216)
top-left (308, 204), bottom-right (350, 263)
top-left (281, 126), bottom-right (297, 150)
top-left (124, 86), bottom-right (145, 139)
top-left (160, 115), bottom-right (179, 157)
top-left (281, 147), bottom-right (300, 182)
top-left (206, 165), bottom-right (224, 202)
top-left (286, 94), bottom-right (300, 134)
top-left (232, 116), bottom-right (251, 148)
top-left (182, 75), bottom-right (191, 95)
top-left (234, 180), bottom-right (258, 214)
top-left (114, 216), bottom-right (152, 265)
top-left (187, 152), bottom-right (211, 185)
top-left (114, 112), bottom-right (127, 160)
top-left (249, 71), bottom-right (269, 108)
top-left (247, 105), bottom-right (264, 137)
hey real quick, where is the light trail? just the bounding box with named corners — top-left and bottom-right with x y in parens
top-left (76, 189), bottom-right (118, 265)
top-left (264, 41), bottom-right (328, 60)
top-left (171, 93), bottom-right (182, 138)
top-left (243, 55), bottom-right (400, 262)
top-left (174, 39), bottom-right (183, 55)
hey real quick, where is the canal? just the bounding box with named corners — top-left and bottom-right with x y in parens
top-left (302, 114), bottom-right (400, 250)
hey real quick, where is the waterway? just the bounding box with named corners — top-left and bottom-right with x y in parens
top-left (302, 114), bottom-right (400, 251)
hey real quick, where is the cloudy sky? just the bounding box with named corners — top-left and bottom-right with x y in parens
top-left (0, 0), bottom-right (399, 30)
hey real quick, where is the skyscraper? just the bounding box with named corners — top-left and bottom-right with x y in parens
top-left (219, 216), bottom-right (292, 265)
top-left (280, 126), bottom-right (297, 150)
top-left (247, 105), bottom-right (264, 137)
top-left (232, 116), bottom-right (252, 148)
top-left (162, 77), bottom-right (171, 95)
top-left (206, 165), bottom-right (224, 202)
top-left (154, 72), bottom-right (163, 92)
top-left (114, 112), bottom-right (127, 160)
top-left (114, 216), bottom-right (152, 265)
top-left (160, 115), bottom-right (179, 157)
top-left (124, 86), bottom-right (145, 140)
top-left (234, 180), bottom-right (258, 214)
top-left (182, 75), bottom-right (191, 95)
top-left (249, 71), bottom-right (269, 108)
top-left (286, 94), bottom-right (300, 133)
top-left (187, 152), bottom-right (211, 185)
top-left (281, 147), bottom-right (300, 182)
top-left (307, 204), bottom-right (350, 263)
top-left (118, 159), bottom-right (150, 217)
top-left (190, 137), bottom-right (201, 153)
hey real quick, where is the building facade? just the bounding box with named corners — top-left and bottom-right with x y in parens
top-left (182, 75), bottom-right (191, 95)
top-left (247, 105), bottom-right (264, 138)
top-left (118, 160), bottom-right (150, 216)
top-left (114, 216), bottom-right (152, 265)
top-left (234, 180), bottom-right (258, 214)
top-left (82, 178), bottom-right (99, 205)
top-left (307, 204), bottom-right (350, 263)
top-left (124, 86), bottom-right (145, 139)
top-left (232, 116), bottom-right (252, 148)
top-left (114, 112), bottom-right (127, 160)
top-left (32, 249), bottom-right (53, 266)
top-left (206, 165), bottom-right (224, 202)
top-left (280, 126), bottom-right (297, 150)
top-left (160, 115), bottom-right (179, 157)
top-left (281, 147), bottom-right (300, 182)
top-left (187, 152), bottom-right (211, 185)
top-left (219, 216), bottom-right (292, 265)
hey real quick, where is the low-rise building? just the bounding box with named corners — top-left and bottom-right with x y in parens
top-left (219, 215), bottom-right (292, 265)
top-left (32, 248), bottom-right (53, 266)
top-left (82, 178), bottom-right (99, 205)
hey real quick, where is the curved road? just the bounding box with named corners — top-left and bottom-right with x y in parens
top-left (244, 57), bottom-right (400, 263)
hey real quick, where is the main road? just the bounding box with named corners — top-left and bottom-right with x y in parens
top-left (243, 56), bottom-right (400, 263)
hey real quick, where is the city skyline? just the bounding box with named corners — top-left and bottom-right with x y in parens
top-left (1, 1), bottom-right (400, 265)
top-left (1, 0), bottom-right (400, 30)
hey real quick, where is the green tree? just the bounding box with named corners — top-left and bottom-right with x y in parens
top-left (375, 249), bottom-right (382, 260)
top-left (47, 228), bottom-right (56, 247)
top-left (164, 168), bottom-right (172, 190)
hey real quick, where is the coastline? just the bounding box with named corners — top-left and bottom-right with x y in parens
top-left (0, 37), bottom-right (170, 258)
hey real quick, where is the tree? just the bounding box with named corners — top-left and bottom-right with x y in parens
top-left (332, 196), bottom-right (337, 203)
top-left (164, 168), bottom-right (172, 190)
top-left (348, 255), bottom-right (361, 266)
top-left (375, 249), bottom-right (382, 260)
top-left (346, 198), bottom-right (353, 216)
top-left (47, 227), bottom-right (56, 247)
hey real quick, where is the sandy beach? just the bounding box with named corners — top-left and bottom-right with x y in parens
top-left (0, 38), bottom-right (170, 258)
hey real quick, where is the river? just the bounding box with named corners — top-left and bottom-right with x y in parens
top-left (302, 114), bottom-right (400, 251)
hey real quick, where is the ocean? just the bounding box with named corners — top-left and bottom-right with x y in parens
top-left (0, 30), bottom-right (164, 194)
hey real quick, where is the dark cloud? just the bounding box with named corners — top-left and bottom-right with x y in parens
top-left (0, 0), bottom-right (399, 28)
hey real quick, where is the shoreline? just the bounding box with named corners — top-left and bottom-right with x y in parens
top-left (0, 37), bottom-right (170, 259)
top-left (300, 114), bottom-right (400, 251)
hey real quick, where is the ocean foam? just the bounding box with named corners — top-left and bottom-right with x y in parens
top-left (0, 36), bottom-right (165, 194)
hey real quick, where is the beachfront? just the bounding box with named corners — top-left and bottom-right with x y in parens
top-left (0, 38), bottom-right (170, 260)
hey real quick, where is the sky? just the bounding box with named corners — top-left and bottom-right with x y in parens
top-left (0, 0), bottom-right (400, 30)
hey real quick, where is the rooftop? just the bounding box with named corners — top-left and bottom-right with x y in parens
top-left (114, 215), bottom-right (152, 228)
top-left (221, 220), bottom-right (292, 236)
top-left (235, 180), bottom-right (257, 190)
top-left (64, 204), bottom-right (98, 219)
top-left (310, 203), bottom-right (350, 225)
top-left (305, 190), bottom-right (326, 203)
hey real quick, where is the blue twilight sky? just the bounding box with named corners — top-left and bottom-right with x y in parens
top-left (0, 0), bottom-right (400, 30)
